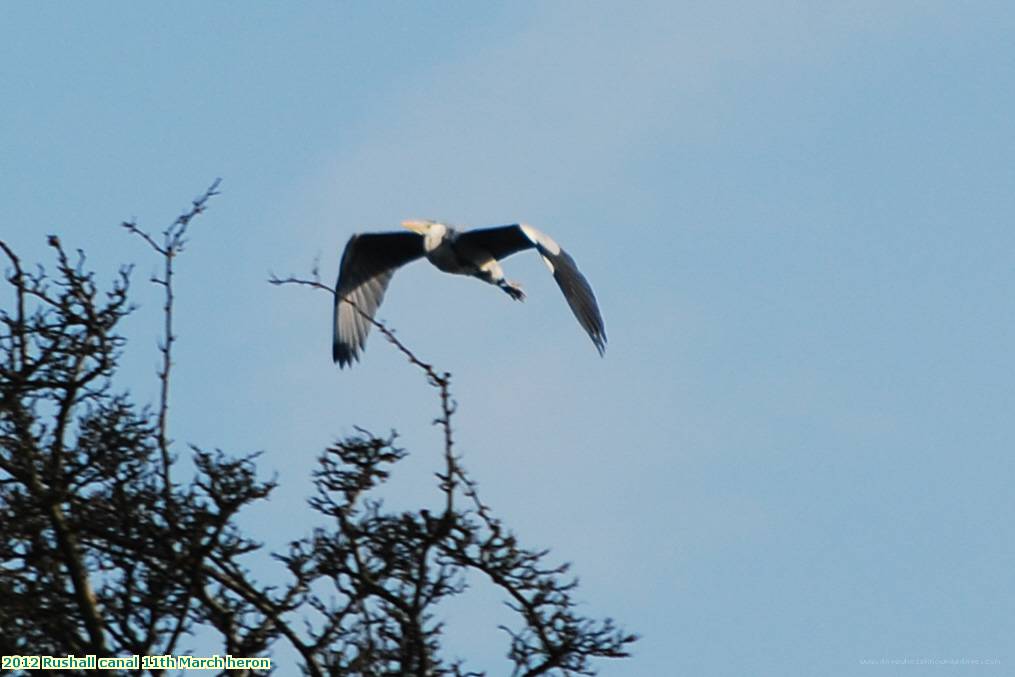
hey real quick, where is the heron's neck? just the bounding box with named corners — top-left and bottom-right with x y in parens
top-left (425, 224), bottom-right (453, 251)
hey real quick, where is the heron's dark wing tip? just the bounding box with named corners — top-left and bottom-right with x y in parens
top-left (332, 341), bottom-right (359, 368)
top-left (538, 245), bottom-right (607, 358)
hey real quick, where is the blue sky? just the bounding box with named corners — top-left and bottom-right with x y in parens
top-left (2, 2), bottom-right (1013, 674)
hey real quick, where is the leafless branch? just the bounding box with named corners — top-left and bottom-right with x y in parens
top-left (123, 178), bottom-right (222, 510)
top-left (0, 240), bottom-right (28, 370)
top-left (268, 270), bottom-right (459, 514)
top-left (2, 208), bottom-right (634, 676)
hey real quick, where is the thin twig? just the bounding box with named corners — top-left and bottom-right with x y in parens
top-left (0, 240), bottom-right (28, 370)
top-left (123, 179), bottom-right (222, 510)
top-left (268, 271), bottom-right (460, 514)
top-left (203, 561), bottom-right (324, 677)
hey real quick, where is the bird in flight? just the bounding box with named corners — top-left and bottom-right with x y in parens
top-left (332, 220), bottom-right (606, 367)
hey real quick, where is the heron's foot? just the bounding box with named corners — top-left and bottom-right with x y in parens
top-left (501, 280), bottom-right (525, 301)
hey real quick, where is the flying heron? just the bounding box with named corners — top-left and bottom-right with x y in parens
top-left (332, 220), bottom-right (607, 366)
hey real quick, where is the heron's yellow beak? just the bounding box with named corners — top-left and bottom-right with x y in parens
top-left (401, 220), bottom-right (430, 234)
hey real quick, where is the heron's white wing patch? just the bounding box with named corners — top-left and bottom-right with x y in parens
top-left (519, 223), bottom-right (561, 256)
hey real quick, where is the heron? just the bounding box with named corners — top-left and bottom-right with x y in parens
top-left (332, 220), bottom-right (607, 367)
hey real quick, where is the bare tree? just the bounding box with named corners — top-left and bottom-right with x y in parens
top-left (0, 182), bottom-right (636, 676)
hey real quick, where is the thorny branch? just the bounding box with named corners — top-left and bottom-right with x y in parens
top-left (270, 265), bottom-right (637, 675)
top-left (0, 241), bottom-right (27, 370)
top-left (0, 182), bottom-right (284, 671)
top-left (1, 234), bottom-right (126, 658)
top-left (122, 177), bottom-right (222, 506)
top-left (121, 179), bottom-right (223, 662)
top-left (268, 268), bottom-right (459, 517)
top-left (0, 191), bottom-right (634, 677)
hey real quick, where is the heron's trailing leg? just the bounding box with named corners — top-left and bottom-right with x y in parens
top-left (499, 279), bottom-right (525, 301)
top-left (476, 257), bottom-right (525, 301)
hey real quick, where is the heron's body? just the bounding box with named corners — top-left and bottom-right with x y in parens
top-left (417, 222), bottom-right (524, 298)
top-left (332, 220), bottom-right (606, 367)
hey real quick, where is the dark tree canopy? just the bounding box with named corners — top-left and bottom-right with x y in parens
top-left (0, 183), bottom-right (636, 676)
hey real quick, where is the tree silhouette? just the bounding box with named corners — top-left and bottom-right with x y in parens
top-left (0, 182), bottom-right (636, 676)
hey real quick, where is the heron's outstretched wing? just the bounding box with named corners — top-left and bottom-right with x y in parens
top-left (461, 224), bottom-right (607, 355)
top-left (541, 243), bottom-right (607, 355)
top-left (333, 231), bottom-right (424, 366)
top-left (456, 224), bottom-right (535, 260)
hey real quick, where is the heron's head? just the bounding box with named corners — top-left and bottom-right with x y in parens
top-left (401, 219), bottom-right (438, 235)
